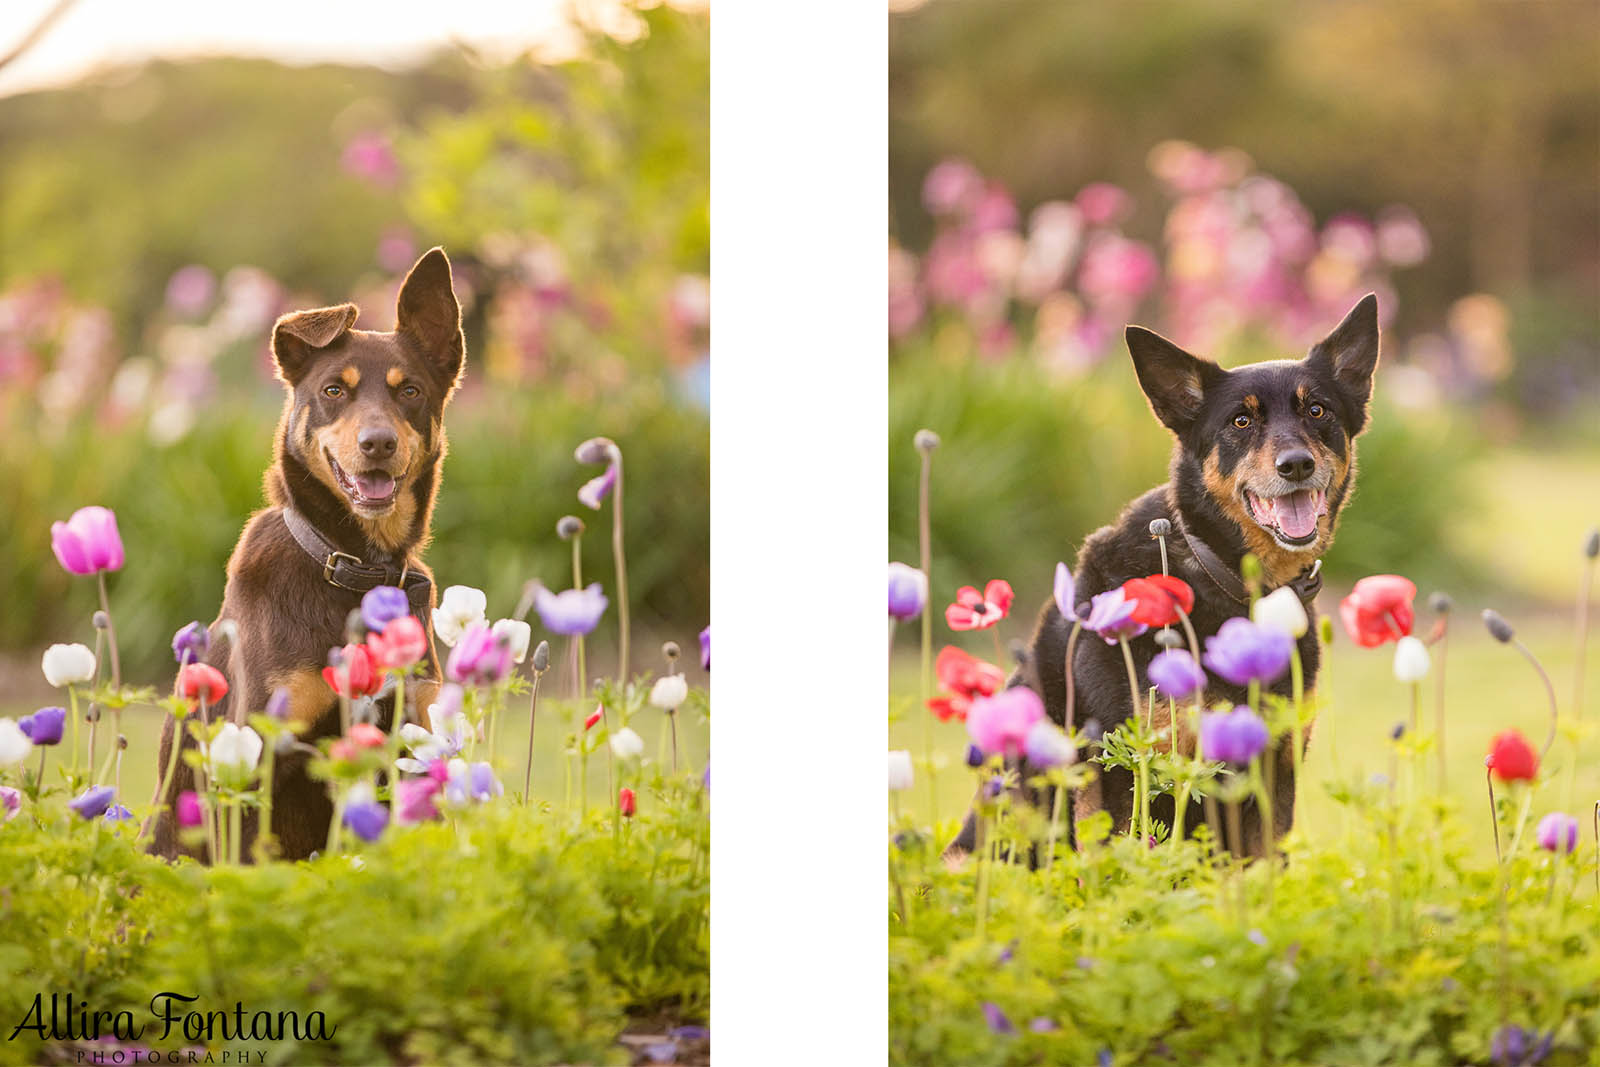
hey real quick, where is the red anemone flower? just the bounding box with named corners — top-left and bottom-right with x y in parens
top-left (177, 663), bottom-right (229, 705)
top-left (1339, 575), bottom-right (1417, 648)
top-left (945, 579), bottom-right (1015, 631)
top-left (927, 646), bottom-right (1006, 723)
top-left (619, 787), bottom-right (637, 817)
top-left (1121, 575), bottom-right (1196, 628)
top-left (322, 643), bottom-right (380, 698)
top-left (348, 723), bottom-right (386, 749)
top-left (584, 707), bottom-right (603, 731)
top-left (1485, 729), bottom-right (1538, 783)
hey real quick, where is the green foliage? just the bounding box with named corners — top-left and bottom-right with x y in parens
top-left (0, 385), bottom-right (708, 680)
top-left (0, 786), bottom-right (707, 1065)
top-left (890, 785), bottom-right (1600, 1065)
top-left (889, 352), bottom-right (1479, 617)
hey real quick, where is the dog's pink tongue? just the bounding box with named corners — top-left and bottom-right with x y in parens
top-left (355, 472), bottom-right (396, 501)
top-left (1275, 490), bottom-right (1318, 538)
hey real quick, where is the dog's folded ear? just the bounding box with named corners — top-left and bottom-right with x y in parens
top-left (396, 247), bottom-right (466, 396)
top-left (272, 303), bottom-right (359, 385)
top-left (1308, 293), bottom-right (1380, 433)
top-left (1126, 326), bottom-right (1226, 436)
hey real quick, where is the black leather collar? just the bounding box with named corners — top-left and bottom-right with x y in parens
top-left (281, 508), bottom-right (432, 617)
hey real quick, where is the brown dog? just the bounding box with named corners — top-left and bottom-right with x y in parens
top-left (148, 248), bottom-right (465, 861)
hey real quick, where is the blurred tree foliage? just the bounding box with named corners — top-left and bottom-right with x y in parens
top-left (890, 0), bottom-right (1598, 339)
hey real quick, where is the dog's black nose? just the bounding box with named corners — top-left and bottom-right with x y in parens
top-left (1275, 448), bottom-right (1315, 482)
top-left (359, 426), bottom-right (398, 459)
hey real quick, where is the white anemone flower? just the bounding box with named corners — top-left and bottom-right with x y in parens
top-left (491, 618), bottom-right (532, 663)
top-left (395, 717), bottom-right (465, 774)
top-left (610, 726), bottom-right (645, 761)
top-left (888, 750), bottom-right (915, 792)
top-left (0, 719), bottom-right (34, 767)
top-left (431, 585), bottom-right (488, 647)
top-left (206, 723), bottom-right (263, 786)
top-left (41, 643), bottom-right (96, 687)
top-left (1251, 586), bottom-right (1308, 639)
top-left (1392, 635), bottom-right (1431, 683)
top-left (649, 674), bottom-right (689, 711)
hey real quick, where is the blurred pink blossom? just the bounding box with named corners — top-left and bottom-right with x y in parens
top-left (342, 131), bottom-right (400, 187)
top-left (1075, 182), bottom-right (1131, 226)
top-left (165, 265), bottom-right (216, 318)
top-left (376, 228), bottom-right (417, 274)
top-left (922, 158), bottom-right (983, 216)
top-left (1077, 234), bottom-right (1159, 307)
top-left (1320, 213), bottom-right (1378, 268)
top-left (1376, 207), bottom-right (1430, 267)
top-left (924, 231), bottom-right (988, 308)
top-left (970, 184), bottom-right (1018, 233)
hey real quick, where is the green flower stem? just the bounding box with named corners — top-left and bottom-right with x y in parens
top-left (1505, 785), bottom-right (1533, 860)
top-left (974, 810), bottom-right (993, 941)
top-left (1117, 636), bottom-right (1146, 840)
top-left (1289, 644), bottom-right (1306, 836)
top-left (1434, 622), bottom-right (1450, 795)
top-left (1044, 777), bottom-right (1066, 869)
top-left (256, 741), bottom-right (276, 860)
top-left (34, 746), bottom-right (47, 798)
top-left (230, 799), bottom-right (243, 867)
top-left (1204, 794), bottom-right (1224, 860)
top-left (579, 740), bottom-right (590, 820)
top-left (1487, 770), bottom-right (1502, 863)
top-left (610, 453), bottom-right (630, 686)
top-left (1062, 621), bottom-right (1084, 732)
top-left (918, 440), bottom-right (936, 829)
top-left (669, 709), bottom-right (680, 774)
top-left (1225, 797), bottom-right (1245, 876)
top-left (140, 709), bottom-right (186, 846)
top-left (522, 669), bottom-right (544, 805)
top-left (572, 533), bottom-right (587, 700)
top-left (96, 571), bottom-right (121, 691)
top-left (1249, 758), bottom-right (1276, 904)
top-left (325, 790), bottom-right (344, 856)
top-left (67, 686), bottom-right (81, 784)
top-left (391, 670), bottom-right (407, 742)
top-left (1172, 780), bottom-right (1192, 844)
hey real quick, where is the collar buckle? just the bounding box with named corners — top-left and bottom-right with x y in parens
top-left (323, 550), bottom-right (365, 587)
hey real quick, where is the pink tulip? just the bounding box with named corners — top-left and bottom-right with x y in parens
top-left (51, 506), bottom-right (124, 575)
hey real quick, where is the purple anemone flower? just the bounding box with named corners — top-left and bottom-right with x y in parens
top-left (577, 464), bottom-right (617, 510)
top-left (1083, 587), bottom-right (1148, 643)
top-left (1030, 1018), bottom-right (1060, 1034)
top-left (1200, 707), bottom-right (1270, 765)
top-left (171, 621), bottom-right (210, 664)
top-left (361, 586), bottom-right (410, 634)
top-left (1491, 1024), bottom-right (1553, 1066)
top-left (69, 785), bottom-right (116, 820)
top-left (1023, 720), bottom-right (1076, 768)
top-left (1053, 562), bottom-right (1077, 620)
top-left (1203, 617), bottom-right (1293, 686)
top-left (699, 625), bottom-right (710, 670)
top-left (0, 786), bottom-right (20, 822)
top-left (532, 583), bottom-right (609, 637)
top-left (887, 562), bottom-right (927, 620)
top-left (343, 800), bottom-right (389, 843)
top-left (1148, 649), bottom-right (1205, 700)
top-left (19, 707), bottom-right (66, 746)
top-left (981, 1001), bottom-right (1015, 1036)
top-left (965, 743), bottom-right (984, 768)
top-left (265, 686), bottom-right (291, 722)
top-left (104, 804), bottom-right (134, 824)
top-left (1537, 813), bottom-right (1579, 854)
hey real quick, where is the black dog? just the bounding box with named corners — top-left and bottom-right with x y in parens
top-left (955, 294), bottom-right (1379, 858)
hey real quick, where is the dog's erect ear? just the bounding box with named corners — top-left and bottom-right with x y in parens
top-left (396, 247), bottom-right (465, 393)
top-left (1126, 326), bottom-right (1225, 435)
top-left (1308, 293), bottom-right (1380, 433)
top-left (272, 303), bottom-right (359, 385)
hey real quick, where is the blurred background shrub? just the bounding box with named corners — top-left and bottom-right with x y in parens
top-left (0, 2), bottom-right (708, 682)
top-left (887, 0), bottom-right (1597, 614)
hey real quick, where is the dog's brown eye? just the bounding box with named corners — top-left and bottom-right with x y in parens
top-left (1308, 403), bottom-right (1326, 419)
top-left (1233, 414), bottom-right (1251, 429)
top-left (398, 383), bottom-right (421, 400)
top-left (323, 384), bottom-right (344, 400)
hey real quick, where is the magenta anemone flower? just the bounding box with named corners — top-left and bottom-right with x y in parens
top-left (1083, 588), bottom-right (1147, 644)
top-left (967, 686), bottom-right (1045, 759)
top-left (51, 506), bottom-right (124, 575)
top-left (176, 791), bottom-right (204, 828)
top-left (887, 563), bottom-right (927, 620)
top-left (0, 787), bottom-right (19, 822)
top-left (1203, 617), bottom-right (1293, 687)
top-left (532, 583), bottom-right (609, 637)
top-left (69, 785), bottom-right (116, 820)
top-left (445, 622), bottom-right (514, 687)
top-left (699, 625), bottom-right (710, 671)
top-left (171, 621), bottom-right (209, 664)
top-left (361, 585), bottom-right (410, 633)
top-left (1148, 649), bottom-right (1205, 700)
top-left (1537, 813), bottom-right (1579, 854)
top-left (19, 707), bottom-right (66, 746)
top-left (394, 777), bottom-right (441, 824)
top-left (1200, 707), bottom-right (1270, 765)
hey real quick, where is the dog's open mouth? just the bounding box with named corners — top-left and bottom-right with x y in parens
top-left (327, 451), bottom-right (399, 513)
top-left (1243, 488), bottom-right (1327, 547)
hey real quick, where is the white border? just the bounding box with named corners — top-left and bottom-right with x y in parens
top-left (711, 2), bottom-right (887, 1061)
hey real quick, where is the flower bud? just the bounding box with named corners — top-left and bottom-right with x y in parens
top-left (92, 610), bottom-right (109, 630)
top-left (1391, 722), bottom-right (1406, 741)
top-left (1392, 635), bottom-right (1430, 683)
top-left (1318, 616), bottom-right (1335, 644)
top-left (1154, 629), bottom-right (1183, 649)
top-left (1482, 609), bottom-right (1515, 644)
top-left (887, 750), bottom-right (914, 792)
top-left (85, 703), bottom-right (102, 723)
top-left (1240, 553), bottom-right (1262, 585)
top-left (1147, 518), bottom-right (1171, 538)
top-left (117, 734), bottom-right (128, 750)
top-left (1586, 528), bottom-right (1600, 560)
top-left (1428, 592), bottom-right (1453, 615)
top-left (965, 743), bottom-right (984, 768)
top-left (663, 641), bottom-right (681, 662)
top-left (532, 641), bottom-right (551, 672)
top-left (914, 428), bottom-right (940, 453)
top-left (574, 437), bottom-right (618, 465)
top-left (557, 515), bottom-right (585, 540)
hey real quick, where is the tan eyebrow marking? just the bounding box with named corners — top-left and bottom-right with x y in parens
top-left (1296, 384), bottom-right (1309, 405)
top-left (386, 366), bottom-right (404, 388)
top-left (340, 366), bottom-right (360, 388)
top-left (1243, 395), bottom-right (1260, 414)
